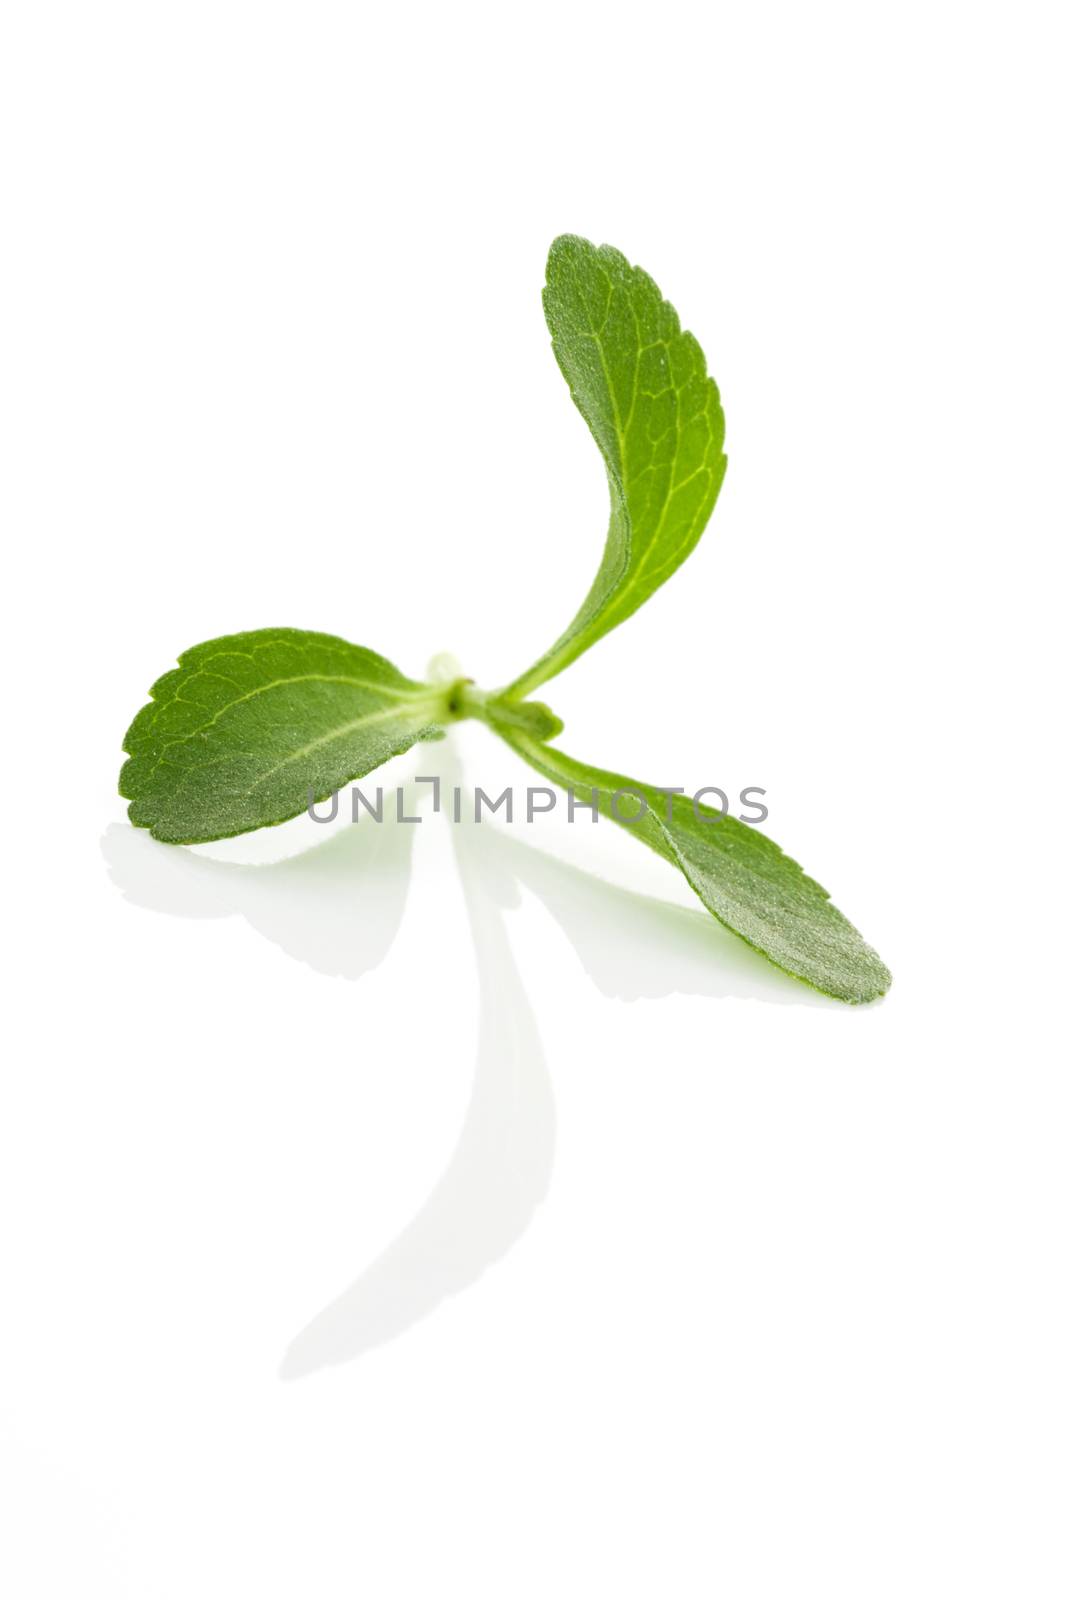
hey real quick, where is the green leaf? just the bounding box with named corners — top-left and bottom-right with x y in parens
top-left (113, 235), bottom-right (887, 1002)
top-left (506, 236), bottom-right (727, 698)
top-left (120, 628), bottom-right (450, 844)
top-left (500, 730), bottom-right (891, 1004)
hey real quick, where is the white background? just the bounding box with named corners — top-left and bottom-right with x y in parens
top-left (2, 3), bottom-right (1065, 1595)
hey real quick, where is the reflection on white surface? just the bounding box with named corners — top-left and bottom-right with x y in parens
top-left (281, 798), bottom-right (554, 1376)
top-left (102, 794), bottom-right (416, 982)
top-left (103, 771), bottom-right (827, 1376)
top-left (103, 787), bottom-right (554, 1376)
top-left (481, 827), bottom-right (832, 1008)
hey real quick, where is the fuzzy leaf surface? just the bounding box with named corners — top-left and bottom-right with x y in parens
top-left (502, 731), bottom-right (890, 1004)
top-left (507, 236), bottom-right (727, 697)
top-left (120, 628), bottom-right (447, 843)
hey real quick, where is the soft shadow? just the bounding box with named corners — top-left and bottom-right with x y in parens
top-left (102, 795), bottom-right (416, 982)
top-left (102, 784), bottom-right (555, 1376)
top-left (482, 829), bottom-right (833, 1008)
top-left (103, 775), bottom-right (829, 1376)
top-left (280, 793), bottom-right (554, 1376)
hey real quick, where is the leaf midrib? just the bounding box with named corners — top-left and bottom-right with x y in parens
top-left (557, 267), bottom-right (708, 652)
top-left (133, 671), bottom-right (432, 785)
top-left (243, 695), bottom-right (441, 796)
